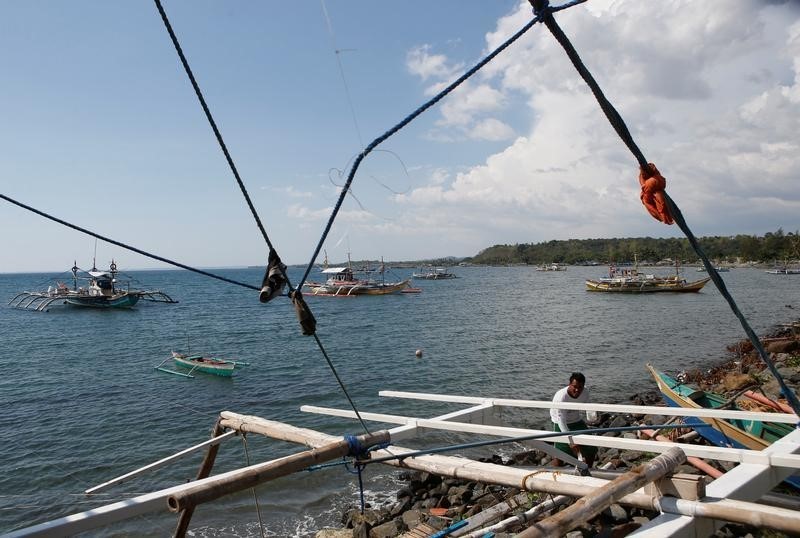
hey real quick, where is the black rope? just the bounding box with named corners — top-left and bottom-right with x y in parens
top-left (0, 193), bottom-right (259, 291)
top-left (531, 0), bottom-right (647, 169)
top-left (531, 0), bottom-right (800, 418)
top-left (152, 0), bottom-right (295, 292)
top-left (313, 333), bottom-right (372, 435)
top-left (152, 0), bottom-right (380, 429)
top-left (297, 0), bottom-right (589, 290)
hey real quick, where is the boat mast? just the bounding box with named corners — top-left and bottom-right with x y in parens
top-left (72, 261), bottom-right (78, 290)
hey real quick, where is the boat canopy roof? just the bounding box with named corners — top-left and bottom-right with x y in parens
top-left (88, 271), bottom-right (112, 278)
top-left (321, 267), bottom-right (350, 274)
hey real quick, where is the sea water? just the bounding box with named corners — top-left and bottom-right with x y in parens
top-left (1, 265), bottom-right (798, 536)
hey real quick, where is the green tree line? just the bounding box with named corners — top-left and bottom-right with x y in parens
top-left (467, 229), bottom-right (800, 265)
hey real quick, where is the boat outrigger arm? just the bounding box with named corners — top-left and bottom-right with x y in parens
top-left (8, 289), bottom-right (177, 311)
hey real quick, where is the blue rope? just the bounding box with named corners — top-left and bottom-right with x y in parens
top-left (531, 0), bottom-right (800, 418)
top-left (359, 423), bottom-right (708, 466)
top-left (297, 1), bottom-right (588, 290)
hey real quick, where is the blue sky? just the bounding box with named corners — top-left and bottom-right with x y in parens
top-left (1, 1), bottom-right (798, 273)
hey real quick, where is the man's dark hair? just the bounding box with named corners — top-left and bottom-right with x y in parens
top-left (570, 372), bottom-right (585, 384)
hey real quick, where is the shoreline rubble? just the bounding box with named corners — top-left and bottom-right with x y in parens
top-left (317, 319), bottom-right (800, 538)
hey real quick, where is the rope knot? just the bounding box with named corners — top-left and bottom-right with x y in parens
top-left (344, 434), bottom-right (366, 458)
top-left (638, 163), bottom-right (674, 225)
top-left (289, 290), bottom-right (317, 335)
top-left (530, 0), bottom-right (551, 19)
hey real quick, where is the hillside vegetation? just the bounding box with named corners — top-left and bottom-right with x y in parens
top-left (467, 229), bottom-right (800, 265)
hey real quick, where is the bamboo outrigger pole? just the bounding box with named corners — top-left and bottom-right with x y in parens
top-left (517, 447), bottom-right (687, 537)
top-left (167, 429), bottom-right (389, 513)
top-left (174, 419), bottom-right (227, 537)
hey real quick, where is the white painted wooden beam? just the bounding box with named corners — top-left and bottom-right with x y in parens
top-left (85, 430), bottom-right (237, 494)
top-left (301, 405), bottom-right (800, 468)
top-left (378, 390), bottom-right (799, 423)
top-left (632, 428), bottom-right (800, 537)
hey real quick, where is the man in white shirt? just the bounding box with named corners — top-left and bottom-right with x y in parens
top-left (550, 372), bottom-right (597, 467)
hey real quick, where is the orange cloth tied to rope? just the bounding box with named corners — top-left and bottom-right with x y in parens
top-left (639, 163), bottom-right (673, 225)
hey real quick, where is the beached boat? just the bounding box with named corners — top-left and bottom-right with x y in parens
top-left (305, 266), bottom-right (410, 296)
top-left (647, 364), bottom-right (798, 452)
top-left (586, 263), bottom-right (710, 293)
top-left (154, 351), bottom-right (248, 378)
top-left (412, 266), bottom-right (457, 280)
top-left (8, 261), bottom-right (177, 311)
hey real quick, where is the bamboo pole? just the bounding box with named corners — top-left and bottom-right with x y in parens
top-left (516, 447), bottom-right (687, 537)
top-left (449, 492), bottom-right (529, 537)
top-left (174, 419), bottom-right (226, 537)
top-left (220, 411), bottom-right (335, 447)
top-left (744, 390), bottom-right (794, 414)
top-left (640, 428), bottom-right (721, 479)
top-left (166, 430), bottom-right (389, 513)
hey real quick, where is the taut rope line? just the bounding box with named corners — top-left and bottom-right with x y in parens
top-left (531, 0), bottom-right (800, 417)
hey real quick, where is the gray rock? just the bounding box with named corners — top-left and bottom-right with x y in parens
top-left (316, 529), bottom-right (354, 538)
top-left (565, 531), bottom-right (584, 538)
top-left (604, 503), bottom-right (628, 523)
top-left (369, 519), bottom-right (402, 538)
top-left (401, 509), bottom-right (422, 529)
top-left (389, 497), bottom-right (411, 517)
top-left (352, 522), bottom-right (369, 538)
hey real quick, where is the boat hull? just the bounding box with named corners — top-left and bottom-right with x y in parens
top-left (171, 352), bottom-right (235, 377)
top-left (585, 277), bottom-right (710, 293)
top-left (305, 279), bottom-right (410, 296)
top-left (647, 364), bottom-right (800, 488)
top-left (65, 293), bottom-right (140, 308)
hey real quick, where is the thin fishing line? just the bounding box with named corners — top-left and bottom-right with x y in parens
top-left (298, 1), bottom-right (589, 289)
top-left (320, 0), bottom-right (364, 146)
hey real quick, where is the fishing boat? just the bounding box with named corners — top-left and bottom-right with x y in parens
top-left (8, 261), bottom-right (177, 311)
top-left (586, 261), bottom-right (710, 293)
top-left (696, 266), bottom-right (729, 272)
top-left (647, 364), bottom-right (800, 490)
top-left (154, 351), bottom-right (248, 378)
top-left (536, 263), bottom-right (567, 271)
top-left (305, 266), bottom-right (410, 296)
top-left (412, 266), bottom-right (458, 280)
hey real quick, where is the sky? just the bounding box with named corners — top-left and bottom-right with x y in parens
top-left (1, 0), bottom-right (798, 273)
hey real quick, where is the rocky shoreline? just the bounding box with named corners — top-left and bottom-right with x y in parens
top-left (316, 320), bottom-right (800, 538)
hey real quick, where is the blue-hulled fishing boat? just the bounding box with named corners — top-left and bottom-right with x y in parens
top-left (648, 364), bottom-right (800, 488)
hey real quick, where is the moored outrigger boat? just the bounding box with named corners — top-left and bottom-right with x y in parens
top-left (586, 260), bottom-right (711, 293)
top-left (8, 261), bottom-right (177, 311)
top-left (412, 266), bottom-right (458, 279)
top-left (154, 351), bottom-right (249, 378)
top-left (304, 265), bottom-right (411, 296)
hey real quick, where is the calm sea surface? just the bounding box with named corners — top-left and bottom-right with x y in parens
top-left (1, 265), bottom-right (798, 536)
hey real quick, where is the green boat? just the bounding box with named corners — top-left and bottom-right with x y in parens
top-left (154, 351), bottom-right (249, 378)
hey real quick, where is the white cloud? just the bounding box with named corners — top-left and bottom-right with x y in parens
top-left (392, 0), bottom-right (800, 251)
top-left (406, 45), bottom-right (463, 81)
top-left (267, 186), bottom-right (313, 198)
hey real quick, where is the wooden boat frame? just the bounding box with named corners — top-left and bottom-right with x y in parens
top-left (13, 390), bottom-right (800, 537)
